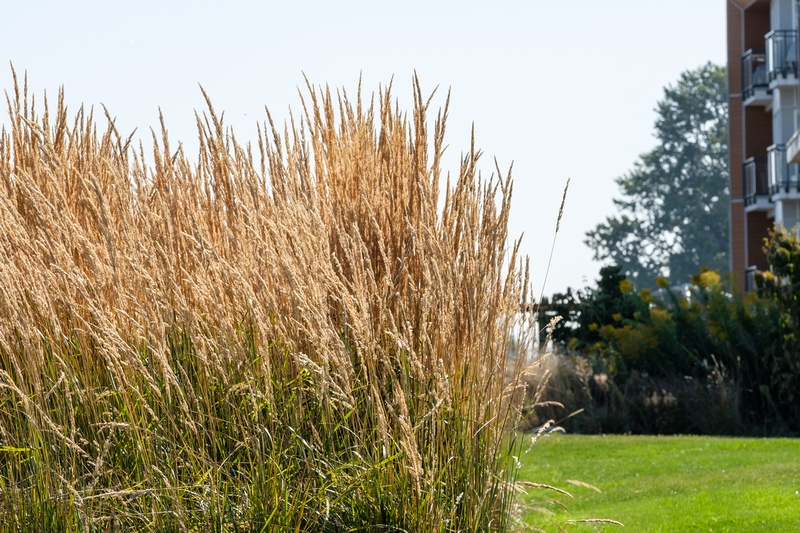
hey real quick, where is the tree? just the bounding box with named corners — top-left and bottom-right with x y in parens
top-left (585, 63), bottom-right (729, 288)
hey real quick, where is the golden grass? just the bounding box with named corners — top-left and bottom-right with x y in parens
top-left (0, 69), bottom-right (535, 531)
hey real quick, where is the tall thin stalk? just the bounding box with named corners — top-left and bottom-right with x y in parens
top-left (0, 69), bottom-right (534, 531)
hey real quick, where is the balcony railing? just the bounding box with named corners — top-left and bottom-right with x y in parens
top-left (766, 29), bottom-right (798, 81)
top-left (742, 48), bottom-right (769, 99)
top-left (767, 144), bottom-right (800, 194)
top-left (743, 155), bottom-right (769, 206)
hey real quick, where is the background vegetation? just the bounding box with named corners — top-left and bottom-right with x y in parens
top-left (585, 63), bottom-right (729, 289)
top-left (537, 63), bottom-right (799, 438)
top-left (0, 72), bottom-right (536, 531)
top-left (534, 229), bottom-right (800, 436)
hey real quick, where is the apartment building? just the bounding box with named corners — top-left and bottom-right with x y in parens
top-left (727, 0), bottom-right (799, 292)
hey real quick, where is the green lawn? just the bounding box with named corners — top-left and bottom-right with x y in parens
top-left (515, 434), bottom-right (800, 532)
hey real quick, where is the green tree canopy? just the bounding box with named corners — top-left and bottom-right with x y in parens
top-left (585, 62), bottom-right (729, 288)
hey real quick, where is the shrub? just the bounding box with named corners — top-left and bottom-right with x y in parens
top-left (754, 228), bottom-right (800, 431)
top-left (523, 350), bottom-right (741, 435)
top-left (534, 257), bottom-right (800, 436)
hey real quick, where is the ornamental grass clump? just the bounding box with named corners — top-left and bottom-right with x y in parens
top-left (0, 70), bottom-right (536, 531)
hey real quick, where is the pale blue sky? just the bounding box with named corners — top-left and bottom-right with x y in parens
top-left (1, 1), bottom-right (726, 295)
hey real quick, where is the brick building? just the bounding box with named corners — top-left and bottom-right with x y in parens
top-left (727, 0), bottom-right (800, 291)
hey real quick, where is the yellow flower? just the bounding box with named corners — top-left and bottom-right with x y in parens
top-left (695, 270), bottom-right (720, 289)
top-left (619, 279), bottom-right (632, 294)
top-left (656, 276), bottom-right (669, 289)
top-left (612, 313), bottom-right (622, 322)
top-left (649, 307), bottom-right (672, 325)
top-left (568, 338), bottom-right (579, 350)
top-left (588, 323), bottom-right (599, 331)
top-left (599, 325), bottom-right (616, 337)
top-left (639, 288), bottom-right (654, 303)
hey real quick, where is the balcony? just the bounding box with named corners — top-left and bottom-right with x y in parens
top-left (766, 29), bottom-right (798, 85)
top-left (767, 144), bottom-right (800, 195)
top-left (787, 127), bottom-right (800, 165)
top-left (743, 155), bottom-right (770, 209)
top-left (742, 49), bottom-right (770, 105)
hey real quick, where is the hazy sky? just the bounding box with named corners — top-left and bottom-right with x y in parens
top-left (1, 1), bottom-right (726, 296)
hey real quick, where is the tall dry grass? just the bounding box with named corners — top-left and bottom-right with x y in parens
top-left (0, 71), bottom-right (536, 531)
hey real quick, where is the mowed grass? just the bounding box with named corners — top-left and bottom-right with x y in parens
top-left (516, 434), bottom-right (800, 531)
